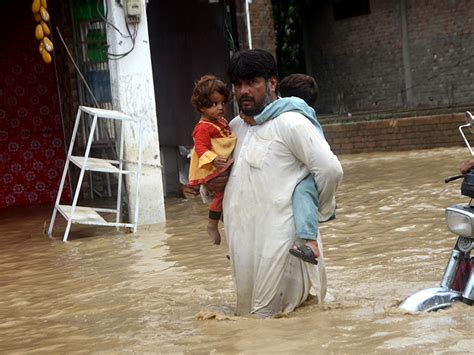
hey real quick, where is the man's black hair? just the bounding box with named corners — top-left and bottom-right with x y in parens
top-left (228, 49), bottom-right (278, 83)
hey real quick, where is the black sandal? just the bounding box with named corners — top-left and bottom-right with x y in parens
top-left (289, 244), bottom-right (318, 265)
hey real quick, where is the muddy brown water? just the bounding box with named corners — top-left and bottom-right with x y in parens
top-left (1, 147), bottom-right (473, 353)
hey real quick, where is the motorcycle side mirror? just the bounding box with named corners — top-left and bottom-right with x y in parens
top-left (466, 111), bottom-right (474, 125)
top-left (459, 111), bottom-right (474, 157)
top-left (466, 111), bottom-right (474, 135)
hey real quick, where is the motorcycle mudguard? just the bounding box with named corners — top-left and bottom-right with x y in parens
top-left (399, 287), bottom-right (462, 312)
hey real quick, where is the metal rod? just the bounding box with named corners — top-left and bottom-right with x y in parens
top-left (459, 124), bottom-right (474, 157)
top-left (56, 27), bottom-right (100, 108)
top-left (63, 112), bottom-right (99, 241)
top-left (245, 0), bottom-right (252, 49)
top-left (116, 120), bottom-right (125, 228)
top-left (134, 119), bottom-right (143, 233)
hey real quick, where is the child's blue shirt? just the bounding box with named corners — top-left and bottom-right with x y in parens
top-left (253, 96), bottom-right (336, 232)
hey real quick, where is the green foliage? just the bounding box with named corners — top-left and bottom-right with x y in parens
top-left (272, 0), bottom-right (306, 78)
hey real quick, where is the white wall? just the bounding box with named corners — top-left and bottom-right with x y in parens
top-left (106, 0), bottom-right (165, 225)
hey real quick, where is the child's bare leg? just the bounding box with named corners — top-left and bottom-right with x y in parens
top-left (208, 191), bottom-right (224, 245)
top-left (207, 218), bottom-right (221, 245)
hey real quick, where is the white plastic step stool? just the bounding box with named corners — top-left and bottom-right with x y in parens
top-left (48, 106), bottom-right (143, 241)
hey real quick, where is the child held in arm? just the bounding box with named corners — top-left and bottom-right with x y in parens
top-left (253, 73), bottom-right (335, 265)
top-left (188, 75), bottom-right (236, 245)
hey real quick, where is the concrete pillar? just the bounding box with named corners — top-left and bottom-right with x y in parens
top-left (105, 0), bottom-right (166, 225)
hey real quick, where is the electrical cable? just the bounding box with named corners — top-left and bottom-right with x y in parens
top-left (95, 0), bottom-right (138, 60)
top-left (97, 0), bottom-right (131, 39)
top-left (107, 21), bottom-right (137, 60)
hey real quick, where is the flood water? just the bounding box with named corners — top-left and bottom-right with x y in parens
top-left (1, 147), bottom-right (473, 353)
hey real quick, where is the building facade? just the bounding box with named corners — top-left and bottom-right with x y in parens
top-left (301, 0), bottom-right (474, 117)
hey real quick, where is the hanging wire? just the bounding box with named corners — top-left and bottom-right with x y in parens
top-left (95, 0), bottom-right (139, 60)
top-left (107, 22), bottom-right (138, 60)
top-left (97, 0), bottom-right (131, 39)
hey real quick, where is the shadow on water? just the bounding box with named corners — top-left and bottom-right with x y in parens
top-left (0, 147), bottom-right (473, 352)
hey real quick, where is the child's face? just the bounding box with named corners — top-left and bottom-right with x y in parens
top-left (200, 92), bottom-right (227, 121)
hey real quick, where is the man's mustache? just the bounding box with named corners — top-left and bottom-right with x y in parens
top-left (239, 96), bottom-right (255, 103)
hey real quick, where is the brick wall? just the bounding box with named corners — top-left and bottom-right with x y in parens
top-left (303, 0), bottom-right (474, 116)
top-left (249, 0), bottom-right (276, 56)
top-left (323, 113), bottom-right (467, 155)
top-left (407, 1), bottom-right (474, 107)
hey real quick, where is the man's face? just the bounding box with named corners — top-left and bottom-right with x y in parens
top-left (234, 77), bottom-right (277, 116)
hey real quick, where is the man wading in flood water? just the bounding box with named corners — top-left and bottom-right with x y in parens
top-left (207, 49), bottom-right (343, 317)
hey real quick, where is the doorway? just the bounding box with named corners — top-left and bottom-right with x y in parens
top-left (147, 0), bottom-right (232, 195)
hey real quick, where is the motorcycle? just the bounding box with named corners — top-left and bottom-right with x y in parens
top-left (400, 111), bottom-right (474, 312)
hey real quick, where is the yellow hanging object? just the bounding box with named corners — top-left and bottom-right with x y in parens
top-left (32, 0), bottom-right (40, 13)
top-left (43, 36), bottom-right (54, 52)
top-left (35, 23), bottom-right (44, 40)
top-left (41, 50), bottom-right (52, 64)
top-left (40, 6), bottom-right (50, 22)
top-left (33, 0), bottom-right (52, 64)
top-left (40, 21), bottom-right (50, 36)
top-left (33, 12), bottom-right (41, 22)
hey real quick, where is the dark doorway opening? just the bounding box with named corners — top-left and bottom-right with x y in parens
top-left (147, 0), bottom-right (232, 196)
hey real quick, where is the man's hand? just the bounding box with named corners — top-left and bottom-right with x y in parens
top-left (240, 112), bottom-right (257, 126)
top-left (213, 156), bottom-right (227, 170)
top-left (205, 169), bottom-right (229, 192)
top-left (181, 185), bottom-right (200, 199)
top-left (460, 159), bottom-right (474, 174)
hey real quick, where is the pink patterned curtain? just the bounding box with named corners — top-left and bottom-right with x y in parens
top-left (0, 3), bottom-right (69, 208)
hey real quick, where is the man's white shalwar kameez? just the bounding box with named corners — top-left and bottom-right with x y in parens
top-left (223, 111), bottom-right (343, 317)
